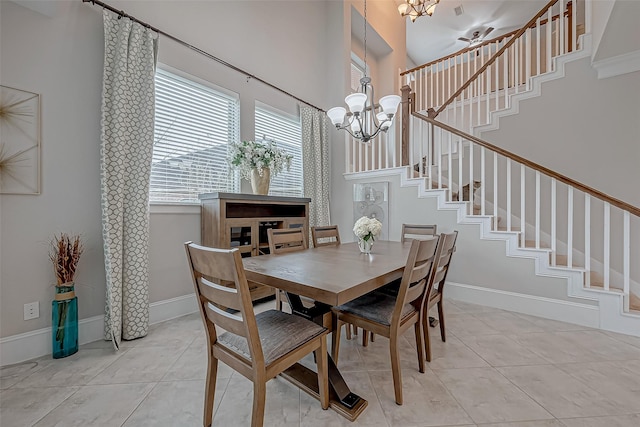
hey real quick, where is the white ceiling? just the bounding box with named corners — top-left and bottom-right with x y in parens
top-left (405, 0), bottom-right (549, 66)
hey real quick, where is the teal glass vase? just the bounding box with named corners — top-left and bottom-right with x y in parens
top-left (52, 285), bottom-right (78, 359)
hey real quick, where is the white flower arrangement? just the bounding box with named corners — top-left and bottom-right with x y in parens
top-left (228, 139), bottom-right (293, 180)
top-left (353, 216), bottom-right (382, 242)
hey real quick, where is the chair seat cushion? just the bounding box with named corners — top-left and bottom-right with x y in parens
top-left (218, 310), bottom-right (327, 365)
top-left (334, 291), bottom-right (417, 326)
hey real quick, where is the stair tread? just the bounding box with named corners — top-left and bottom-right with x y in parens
top-left (495, 226), bottom-right (522, 232)
top-left (524, 239), bottom-right (551, 249)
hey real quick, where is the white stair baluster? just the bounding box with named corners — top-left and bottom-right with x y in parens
top-left (427, 124), bottom-right (433, 189)
top-left (604, 202), bottom-right (610, 290)
top-left (623, 210), bottom-right (630, 309)
top-left (536, 17), bottom-right (541, 76)
top-left (585, 194), bottom-right (591, 287)
top-left (507, 159), bottom-right (512, 231)
top-left (494, 152), bottom-right (498, 222)
top-left (448, 130), bottom-right (452, 200)
top-left (535, 171), bottom-right (541, 249)
top-left (573, 0), bottom-right (578, 52)
top-left (551, 178), bottom-right (557, 265)
top-left (560, 0), bottom-right (566, 55)
top-left (568, 186), bottom-right (573, 268)
top-left (481, 147), bottom-right (486, 215)
top-left (521, 164), bottom-right (526, 246)
top-left (526, 27), bottom-right (532, 91)
top-left (459, 136), bottom-right (463, 203)
top-left (470, 142), bottom-right (475, 215)
top-left (547, 6), bottom-right (553, 72)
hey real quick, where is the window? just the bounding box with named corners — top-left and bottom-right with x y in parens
top-left (351, 53), bottom-right (366, 93)
top-left (254, 105), bottom-right (303, 197)
top-left (150, 68), bottom-right (240, 203)
top-left (351, 63), bottom-right (365, 93)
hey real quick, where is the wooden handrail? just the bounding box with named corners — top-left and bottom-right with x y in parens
top-left (434, 0), bottom-right (559, 116)
top-left (412, 111), bottom-right (640, 218)
top-left (401, 7), bottom-right (569, 77)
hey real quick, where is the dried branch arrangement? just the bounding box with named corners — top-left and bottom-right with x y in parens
top-left (49, 233), bottom-right (83, 286)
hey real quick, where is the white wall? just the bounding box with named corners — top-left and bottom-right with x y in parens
top-left (480, 57), bottom-right (640, 208)
top-left (593, 0), bottom-right (640, 61)
top-left (0, 0), bottom-right (337, 339)
top-left (330, 0), bottom-right (407, 227)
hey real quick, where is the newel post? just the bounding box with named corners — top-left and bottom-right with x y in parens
top-left (401, 84), bottom-right (413, 166)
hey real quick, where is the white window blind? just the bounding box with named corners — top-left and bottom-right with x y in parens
top-left (255, 106), bottom-right (303, 198)
top-left (150, 68), bottom-right (240, 203)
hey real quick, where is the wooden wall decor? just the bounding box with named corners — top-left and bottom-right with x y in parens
top-left (0, 85), bottom-right (41, 195)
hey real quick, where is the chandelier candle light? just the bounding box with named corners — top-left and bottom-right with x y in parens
top-left (327, 0), bottom-right (401, 143)
top-left (398, 0), bottom-right (440, 22)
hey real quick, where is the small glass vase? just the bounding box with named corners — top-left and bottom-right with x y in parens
top-left (358, 238), bottom-right (374, 254)
top-left (52, 283), bottom-right (78, 359)
top-left (250, 168), bottom-right (271, 195)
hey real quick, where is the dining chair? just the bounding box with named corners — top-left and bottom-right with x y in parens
top-left (401, 223), bottom-right (438, 243)
top-left (331, 236), bottom-right (443, 405)
top-left (311, 225), bottom-right (341, 247)
top-left (310, 225), bottom-right (358, 341)
top-left (267, 228), bottom-right (307, 310)
top-left (365, 223), bottom-right (439, 346)
top-left (423, 231), bottom-right (458, 362)
top-left (185, 242), bottom-right (329, 427)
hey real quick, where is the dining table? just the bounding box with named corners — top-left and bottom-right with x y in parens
top-left (242, 240), bottom-right (411, 421)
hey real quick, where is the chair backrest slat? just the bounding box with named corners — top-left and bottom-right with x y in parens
top-left (401, 223), bottom-right (438, 243)
top-left (268, 228), bottom-right (307, 254)
top-left (431, 231), bottom-right (458, 297)
top-left (203, 300), bottom-right (246, 336)
top-left (199, 277), bottom-right (244, 312)
top-left (311, 225), bottom-right (341, 247)
top-left (393, 236), bottom-right (442, 324)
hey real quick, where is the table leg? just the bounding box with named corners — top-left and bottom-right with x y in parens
top-left (282, 292), bottom-right (368, 421)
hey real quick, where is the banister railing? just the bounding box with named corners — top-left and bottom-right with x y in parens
top-left (436, 0), bottom-right (558, 116)
top-left (404, 95), bottom-right (638, 309)
top-left (412, 110), bottom-right (640, 218)
top-left (402, 0), bottom-right (583, 136)
top-left (400, 4), bottom-right (571, 78)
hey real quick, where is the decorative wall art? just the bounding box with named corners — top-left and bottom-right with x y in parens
top-left (0, 85), bottom-right (41, 195)
top-left (353, 181), bottom-right (389, 240)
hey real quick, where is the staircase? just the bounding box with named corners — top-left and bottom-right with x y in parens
top-left (342, 0), bottom-right (640, 336)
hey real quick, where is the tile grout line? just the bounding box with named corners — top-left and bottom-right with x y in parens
top-left (118, 381), bottom-right (160, 427)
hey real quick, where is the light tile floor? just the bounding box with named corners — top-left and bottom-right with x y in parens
top-left (2, 299), bottom-right (640, 427)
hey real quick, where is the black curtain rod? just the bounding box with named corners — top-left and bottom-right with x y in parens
top-left (82, 0), bottom-right (325, 112)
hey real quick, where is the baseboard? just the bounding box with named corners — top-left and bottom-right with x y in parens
top-left (0, 293), bottom-right (198, 367)
top-left (445, 281), bottom-right (600, 328)
top-left (149, 293), bottom-right (198, 324)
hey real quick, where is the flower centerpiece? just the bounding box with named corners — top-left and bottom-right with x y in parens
top-left (353, 216), bottom-right (382, 254)
top-left (49, 233), bottom-right (83, 358)
top-left (228, 139), bottom-right (293, 195)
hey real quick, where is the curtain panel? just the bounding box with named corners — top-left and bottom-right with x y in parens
top-left (301, 105), bottom-right (330, 235)
top-left (100, 10), bottom-right (158, 347)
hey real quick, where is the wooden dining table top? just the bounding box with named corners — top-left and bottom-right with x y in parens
top-left (242, 240), bottom-right (411, 306)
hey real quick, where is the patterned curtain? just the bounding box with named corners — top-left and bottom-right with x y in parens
top-left (301, 105), bottom-right (330, 235)
top-left (100, 11), bottom-right (158, 347)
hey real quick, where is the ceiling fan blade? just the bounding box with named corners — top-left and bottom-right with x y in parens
top-left (458, 37), bottom-right (471, 43)
top-left (481, 27), bottom-right (495, 39)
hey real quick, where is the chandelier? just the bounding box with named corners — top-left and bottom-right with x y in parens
top-left (326, 0), bottom-right (401, 144)
top-left (398, 0), bottom-right (440, 22)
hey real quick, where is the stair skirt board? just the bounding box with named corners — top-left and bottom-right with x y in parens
top-left (446, 282), bottom-right (599, 328)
